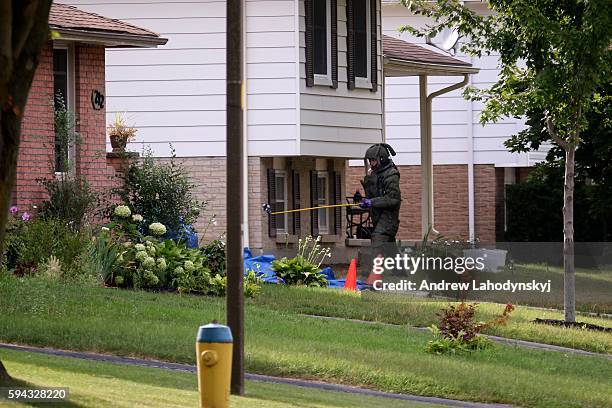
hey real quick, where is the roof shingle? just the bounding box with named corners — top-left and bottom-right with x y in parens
top-left (50, 3), bottom-right (160, 38)
top-left (382, 35), bottom-right (471, 67)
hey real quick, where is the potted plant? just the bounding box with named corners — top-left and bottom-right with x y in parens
top-left (108, 113), bottom-right (137, 152)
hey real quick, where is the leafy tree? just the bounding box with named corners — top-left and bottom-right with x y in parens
top-left (0, 0), bottom-right (53, 381)
top-left (402, 0), bottom-right (611, 322)
top-left (507, 79), bottom-right (612, 227)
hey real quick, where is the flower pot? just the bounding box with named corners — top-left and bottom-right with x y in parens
top-left (110, 134), bottom-right (127, 152)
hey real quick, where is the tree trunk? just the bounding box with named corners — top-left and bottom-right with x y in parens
top-left (0, 109), bottom-right (22, 258)
top-left (563, 145), bottom-right (576, 323)
top-left (0, 359), bottom-right (10, 381)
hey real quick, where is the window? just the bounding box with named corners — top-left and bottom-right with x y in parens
top-left (313, 0), bottom-right (329, 76)
top-left (274, 171), bottom-right (288, 233)
top-left (316, 172), bottom-right (329, 234)
top-left (353, 0), bottom-right (368, 79)
top-left (347, 0), bottom-right (377, 90)
top-left (53, 46), bottom-right (74, 174)
top-left (305, 0), bottom-right (337, 87)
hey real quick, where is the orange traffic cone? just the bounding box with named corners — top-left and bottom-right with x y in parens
top-left (344, 259), bottom-right (357, 291)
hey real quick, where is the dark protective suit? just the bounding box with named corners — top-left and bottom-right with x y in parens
top-left (361, 161), bottom-right (401, 243)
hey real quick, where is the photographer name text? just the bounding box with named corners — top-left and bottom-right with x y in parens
top-left (373, 279), bottom-right (552, 293)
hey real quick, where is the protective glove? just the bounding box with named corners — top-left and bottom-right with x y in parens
top-left (359, 198), bottom-right (372, 209)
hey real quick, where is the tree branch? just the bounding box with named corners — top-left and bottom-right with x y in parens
top-left (545, 114), bottom-right (568, 150)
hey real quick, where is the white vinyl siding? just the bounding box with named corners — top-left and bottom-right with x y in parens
top-left (299, 0), bottom-right (384, 158)
top-left (64, 0), bottom-right (299, 157)
top-left (380, 3), bottom-right (547, 167)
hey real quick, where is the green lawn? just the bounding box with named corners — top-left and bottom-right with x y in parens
top-left (253, 285), bottom-right (612, 354)
top-left (0, 349), bottom-right (435, 408)
top-left (0, 275), bottom-right (611, 407)
top-left (454, 263), bottom-right (612, 313)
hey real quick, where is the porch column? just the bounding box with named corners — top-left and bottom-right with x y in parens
top-left (419, 74), bottom-right (434, 238)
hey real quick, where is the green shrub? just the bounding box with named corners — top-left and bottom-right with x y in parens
top-left (271, 236), bottom-right (330, 287)
top-left (117, 147), bottom-right (203, 233)
top-left (39, 177), bottom-right (100, 230)
top-left (206, 270), bottom-right (263, 298)
top-left (201, 239), bottom-right (226, 275)
top-left (271, 256), bottom-right (328, 287)
top-left (2, 210), bottom-right (90, 276)
top-left (425, 303), bottom-right (514, 354)
top-left (425, 326), bottom-right (492, 354)
top-left (80, 230), bottom-right (119, 283)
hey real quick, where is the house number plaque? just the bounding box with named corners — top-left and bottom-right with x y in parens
top-left (91, 89), bottom-right (105, 110)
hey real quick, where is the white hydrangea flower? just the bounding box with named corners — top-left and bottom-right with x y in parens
top-left (149, 222), bottom-right (167, 236)
top-left (134, 243), bottom-right (146, 252)
top-left (114, 205), bottom-right (131, 218)
top-left (174, 266), bottom-right (185, 275)
top-left (184, 260), bottom-right (195, 272)
top-left (143, 256), bottom-right (156, 269)
top-left (132, 214), bottom-right (144, 222)
top-left (135, 251), bottom-right (148, 261)
top-left (156, 258), bottom-right (167, 271)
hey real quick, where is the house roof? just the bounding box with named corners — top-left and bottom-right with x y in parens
top-left (50, 3), bottom-right (167, 47)
top-left (382, 35), bottom-right (478, 76)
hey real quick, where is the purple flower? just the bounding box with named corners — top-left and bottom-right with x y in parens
top-left (21, 212), bottom-right (31, 222)
top-left (9, 206), bottom-right (18, 216)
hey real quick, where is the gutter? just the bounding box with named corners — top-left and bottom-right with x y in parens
top-left (52, 27), bottom-right (168, 48)
top-left (384, 57), bottom-right (479, 76)
top-left (467, 55), bottom-right (475, 243)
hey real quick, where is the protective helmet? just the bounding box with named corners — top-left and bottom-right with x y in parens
top-left (365, 143), bottom-right (396, 165)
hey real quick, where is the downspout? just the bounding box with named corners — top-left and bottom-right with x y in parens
top-left (466, 56), bottom-right (475, 244)
top-left (242, 2), bottom-right (250, 248)
top-left (421, 73), bottom-right (469, 238)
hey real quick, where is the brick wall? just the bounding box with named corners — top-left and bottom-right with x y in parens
top-left (14, 43), bottom-right (55, 209)
top-left (168, 156), bottom-right (347, 253)
top-left (346, 163), bottom-right (497, 243)
top-left (474, 165), bottom-right (496, 244)
top-left (14, 42), bottom-right (121, 213)
top-left (74, 44), bottom-right (116, 191)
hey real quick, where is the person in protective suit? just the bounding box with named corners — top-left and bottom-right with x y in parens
top-left (359, 143), bottom-right (401, 274)
top-left (359, 143), bottom-right (401, 242)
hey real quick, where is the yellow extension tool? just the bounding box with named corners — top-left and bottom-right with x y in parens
top-left (262, 202), bottom-right (360, 216)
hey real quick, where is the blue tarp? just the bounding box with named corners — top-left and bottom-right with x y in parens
top-left (243, 248), bottom-right (369, 290)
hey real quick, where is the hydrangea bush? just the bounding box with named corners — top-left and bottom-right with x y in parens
top-left (103, 211), bottom-right (260, 297)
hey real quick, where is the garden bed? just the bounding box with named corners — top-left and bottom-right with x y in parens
top-left (533, 318), bottom-right (612, 332)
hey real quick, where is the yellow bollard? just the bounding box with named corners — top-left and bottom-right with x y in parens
top-left (196, 323), bottom-right (233, 408)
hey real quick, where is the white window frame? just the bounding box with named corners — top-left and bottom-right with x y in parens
top-left (354, 0), bottom-right (372, 89)
top-left (317, 171), bottom-right (329, 235)
top-left (52, 43), bottom-right (76, 179)
top-left (313, 0), bottom-right (333, 87)
top-left (275, 170), bottom-right (289, 234)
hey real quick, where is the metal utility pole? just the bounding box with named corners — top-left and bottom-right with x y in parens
top-left (226, 0), bottom-right (244, 395)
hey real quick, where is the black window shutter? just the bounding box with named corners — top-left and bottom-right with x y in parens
top-left (331, 0), bottom-right (338, 89)
top-left (267, 169), bottom-right (277, 237)
top-left (310, 170), bottom-right (319, 236)
top-left (305, 0), bottom-right (315, 87)
top-left (346, 0), bottom-right (355, 90)
top-left (370, 0), bottom-right (377, 92)
top-left (292, 170), bottom-right (301, 235)
top-left (332, 171), bottom-right (342, 235)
